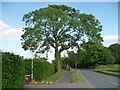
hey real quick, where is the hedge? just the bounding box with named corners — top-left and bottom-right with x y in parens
top-left (2, 52), bottom-right (25, 88)
top-left (33, 58), bottom-right (54, 81)
top-left (24, 58), bottom-right (32, 75)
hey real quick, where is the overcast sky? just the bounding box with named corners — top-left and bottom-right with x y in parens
top-left (0, 2), bottom-right (118, 63)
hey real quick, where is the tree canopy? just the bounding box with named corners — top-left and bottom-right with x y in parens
top-left (79, 41), bottom-right (115, 68)
top-left (62, 42), bottom-right (115, 68)
top-left (21, 5), bottom-right (103, 72)
top-left (108, 43), bottom-right (120, 63)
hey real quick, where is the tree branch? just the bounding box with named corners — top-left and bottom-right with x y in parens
top-left (59, 43), bottom-right (71, 53)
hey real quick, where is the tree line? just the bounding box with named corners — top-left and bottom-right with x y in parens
top-left (61, 43), bottom-right (120, 69)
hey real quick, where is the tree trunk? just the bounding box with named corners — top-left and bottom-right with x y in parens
top-left (55, 48), bottom-right (61, 72)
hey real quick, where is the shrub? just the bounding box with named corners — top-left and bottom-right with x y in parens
top-left (24, 58), bottom-right (32, 75)
top-left (33, 58), bottom-right (54, 81)
top-left (2, 52), bottom-right (25, 88)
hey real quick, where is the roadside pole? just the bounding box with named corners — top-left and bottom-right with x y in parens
top-left (31, 59), bottom-right (33, 80)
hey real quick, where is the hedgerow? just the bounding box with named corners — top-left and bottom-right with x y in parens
top-left (24, 58), bottom-right (32, 75)
top-left (2, 52), bottom-right (25, 88)
top-left (33, 58), bottom-right (54, 81)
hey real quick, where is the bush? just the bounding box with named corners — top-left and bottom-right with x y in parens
top-left (2, 52), bottom-right (25, 88)
top-left (33, 58), bottom-right (54, 81)
top-left (24, 58), bottom-right (32, 75)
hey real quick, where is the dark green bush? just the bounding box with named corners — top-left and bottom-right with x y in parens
top-left (33, 58), bottom-right (54, 81)
top-left (24, 58), bottom-right (32, 75)
top-left (2, 52), bottom-right (25, 88)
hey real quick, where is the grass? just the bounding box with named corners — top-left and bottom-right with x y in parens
top-left (95, 64), bottom-right (120, 72)
top-left (70, 69), bottom-right (84, 83)
top-left (37, 70), bottom-right (66, 84)
top-left (92, 64), bottom-right (120, 77)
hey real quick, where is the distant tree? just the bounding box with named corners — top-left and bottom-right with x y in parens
top-left (61, 57), bottom-right (69, 70)
top-left (78, 41), bottom-right (115, 68)
top-left (21, 5), bottom-right (103, 72)
top-left (67, 51), bottom-right (78, 68)
top-left (108, 43), bottom-right (120, 63)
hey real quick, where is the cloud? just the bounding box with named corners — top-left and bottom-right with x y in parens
top-left (102, 35), bottom-right (118, 47)
top-left (0, 21), bottom-right (10, 31)
top-left (103, 35), bottom-right (118, 42)
top-left (12, 49), bottom-right (34, 59)
top-left (0, 20), bottom-right (54, 63)
top-left (0, 21), bottom-right (23, 41)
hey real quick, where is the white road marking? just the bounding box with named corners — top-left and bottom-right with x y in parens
top-left (98, 76), bottom-right (105, 80)
top-left (109, 81), bottom-right (118, 86)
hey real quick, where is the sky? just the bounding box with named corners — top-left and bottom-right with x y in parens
top-left (0, 2), bottom-right (118, 63)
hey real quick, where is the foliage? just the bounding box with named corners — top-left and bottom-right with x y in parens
top-left (24, 58), bottom-right (32, 75)
top-left (68, 51), bottom-right (80, 68)
top-left (51, 60), bottom-right (57, 72)
top-left (63, 41), bottom-right (115, 68)
top-left (2, 52), bottom-right (25, 88)
top-left (33, 58), bottom-right (54, 81)
top-left (61, 52), bottom-right (79, 69)
top-left (61, 57), bottom-right (69, 70)
top-left (21, 5), bottom-right (103, 72)
top-left (78, 41), bottom-right (115, 68)
top-left (108, 43), bottom-right (120, 63)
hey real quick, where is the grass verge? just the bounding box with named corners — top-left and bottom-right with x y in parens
top-left (70, 69), bottom-right (84, 83)
top-left (92, 69), bottom-right (120, 77)
top-left (92, 64), bottom-right (120, 77)
top-left (37, 70), bottom-right (66, 84)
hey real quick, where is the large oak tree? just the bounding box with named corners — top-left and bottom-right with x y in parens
top-left (21, 5), bottom-right (103, 72)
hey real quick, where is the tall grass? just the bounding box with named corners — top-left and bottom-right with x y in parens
top-left (70, 69), bottom-right (84, 83)
top-left (95, 64), bottom-right (120, 72)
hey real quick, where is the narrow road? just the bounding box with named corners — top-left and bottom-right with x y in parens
top-left (24, 69), bottom-right (119, 89)
top-left (57, 71), bottom-right (72, 83)
top-left (80, 69), bottom-right (119, 88)
top-left (24, 69), bottom-right (92, 88)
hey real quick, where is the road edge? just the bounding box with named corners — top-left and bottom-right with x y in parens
top-left (79, 69), bottom-right (95, 88)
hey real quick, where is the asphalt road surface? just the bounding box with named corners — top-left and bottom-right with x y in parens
top-left (80, 69), bottom-right (119, 88)
top-left (24, 70), bottom-right (92, 88)
top-left (57, 71), bottom-right (72, 83)
top-left (24, 69), bottom-right (119, 89)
